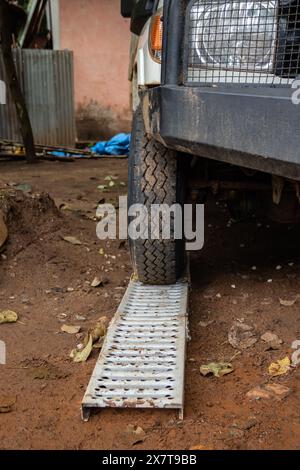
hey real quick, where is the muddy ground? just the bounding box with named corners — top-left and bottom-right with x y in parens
top-left (0, 158), bottom-right (300, 450)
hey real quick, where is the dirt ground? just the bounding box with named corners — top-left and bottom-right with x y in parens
top-left (0, 158), bottom-right (300, 450)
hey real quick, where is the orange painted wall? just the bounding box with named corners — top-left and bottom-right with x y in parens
top-left (60, 0), bottom-right (131, 140)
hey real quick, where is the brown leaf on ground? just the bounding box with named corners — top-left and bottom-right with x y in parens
top-left (264, 384), bottom-right (291, 399)
top-left (62, 236), bottom-right (82, 246)
top-left (0, 310), bottom-right (18, 325)
top-left (70, 335), bottom-right (93, 363)
top-left (91, 276), bottom-right (109, 288)
top-left (90, 317), bottom-right (108, 343)
top-left (261, 331), bottom-right (283, 350)
top-left (0, 395), bottom-right (16, 413)
top-left (228, 321), bottom-right (257, 350)
top-left (118, 425), bottom-right (146, 446)
top-left (61, 325), bottom-right (81, 335)
top-left (246, 387), bottom-right (273, 400)
top-left (246, 383), bottom-right (291, 401)
top-left (279, 298), bottom-right (297, 307)
top-left (200, 362), bottom-right (234, 378)
top-left (70, 317), bottom-right (108, 362)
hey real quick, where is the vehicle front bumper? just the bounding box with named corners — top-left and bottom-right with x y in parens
top-left (141, 84), bottom-right (300, 181)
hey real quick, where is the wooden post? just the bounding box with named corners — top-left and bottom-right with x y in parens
top-left (0, 0), bottom-right (36, 163)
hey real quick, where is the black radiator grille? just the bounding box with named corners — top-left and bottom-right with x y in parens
top-left (185, 0), bottom-right (300, 84)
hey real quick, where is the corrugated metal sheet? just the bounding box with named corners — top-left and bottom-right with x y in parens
top-left (0, 49), bottom-right (76, 147)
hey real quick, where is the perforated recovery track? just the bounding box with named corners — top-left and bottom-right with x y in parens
top-left (81, 279), bottom-right (189, 421)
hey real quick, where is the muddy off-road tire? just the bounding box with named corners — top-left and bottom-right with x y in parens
top-left (128, 106), bottom-right (186, 285)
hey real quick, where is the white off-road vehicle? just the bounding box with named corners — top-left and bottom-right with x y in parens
top-left (122, 0), bottom-right (300, 285)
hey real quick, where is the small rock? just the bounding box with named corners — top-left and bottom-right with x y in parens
top-left (199, 320), bottom-right (214, 328)
top-left (75, 315), bottom-right (86, 322)
top-left (261, 298), bottom-right (273, 306)
top-left (189, 358), bottom-right (196, 363)
top-left (51, 287), bottom-right (65, 294)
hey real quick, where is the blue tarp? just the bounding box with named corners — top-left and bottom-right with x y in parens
top-left (91, 133), bottom-right (131, 156)
top-left (48, 133), bottom-right (131, 159)
top-left (50, 151), bottom-right (85, 158)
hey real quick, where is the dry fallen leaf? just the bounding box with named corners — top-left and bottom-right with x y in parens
top-left (90, 317), bottom-right (108, 342)
top-left (264, 383), bottom-right (291, 399)
top-left (268, 356), bottom-right (291, 377)
top-left (246, 384), bottom-right (291, 401)
top-left (200, 362), bottom-right (234, 378)
top-left (61, 324), bottom-right (81, 335)
top-left (279, 298), bottom-right (297, 307)
top-left (70, 317), bottom-right (108, 362)
top-left (91, 277), bottom-right (109, 288)
top-left (199, 320), bottom-right (214, 328)
top-left (261, 331), bottom-right (283, 349)
top-left (0, 395), bottom-right (16, 413)
top-left (62, 236), bottom-right (82, 246)
top-left (119, 425), bottom-right (146, 446)
top-left (246, 387), bottom-right (273, 400)
top-left (70, 334), bottom-right (93, 363)
top-left (0, 310), bottom-right (18, 325)
top-left (228, 321), bottom-right (257, 350)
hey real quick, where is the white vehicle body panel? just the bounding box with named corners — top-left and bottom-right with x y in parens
top-left (137, 0), bottom-right (163, 86)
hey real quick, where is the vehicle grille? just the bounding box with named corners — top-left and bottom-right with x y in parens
top-left (185, 0), bottom-right (300, 85)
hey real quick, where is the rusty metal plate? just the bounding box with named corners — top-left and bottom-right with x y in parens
top-left (81, 280), bottom-right (189, 421)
